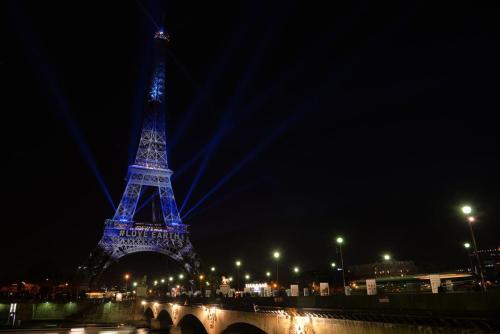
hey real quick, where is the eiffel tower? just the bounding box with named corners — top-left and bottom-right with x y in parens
top-left (79, 29), bottom-right (200, 287)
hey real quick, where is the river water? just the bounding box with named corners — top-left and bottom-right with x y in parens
top-left (0, 327), bottom-right (184, 334)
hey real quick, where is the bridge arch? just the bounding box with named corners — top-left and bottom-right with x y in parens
top-left (143, 307), bottom-right (154, 327)
top-left (144, 307), bottom-right (154, 319)
top-left (221, 322), bottom-right (268, 334)
top-left (178, 313), bottom-right (208, 334)
top-left (157, 309), bottom-right (174, 329)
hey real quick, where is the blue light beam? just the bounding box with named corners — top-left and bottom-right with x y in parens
top-left (10, 4), bottom-right (116, 211)
top-left (168, 22), bottom-right (250, 150)
top-left (181, 99), bottom-right (312, 220)
top-left (179, 20), bottom-right (285, 214)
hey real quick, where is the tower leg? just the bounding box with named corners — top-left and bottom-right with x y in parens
top-left (113, 182), bottom-right (142, 221)
top-left (76, 241), bottom-right (114, 289)
top-left (159, 185), bottom-right (181, 224)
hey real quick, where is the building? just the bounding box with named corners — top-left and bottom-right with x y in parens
top-left (348, 260), bottom-right (417, 280)
top-left (472, 246), bottom-right (500, 282)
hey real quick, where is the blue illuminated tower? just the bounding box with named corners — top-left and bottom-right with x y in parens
top-left (79, 30), bottom-right (199, 286)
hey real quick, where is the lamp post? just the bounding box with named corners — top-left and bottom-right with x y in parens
top-left (273, 251), bottom-right (280, 290)
top-left (463, 242), bottom-right (474, 273)
top-left (235, 260), bottom-right (241, 291)
top-left (461, 205), bottom-right (486, 291)
top-left (293, 266), bottom-right (300, 284)
top-left (331, 262), bottom-right (336, 291)
top-left (124, 274), bottom-right (130, 292)
top-left (336, 237), bottom-right (346, 289)
top-left (199, 274), bottom-right (204, 292)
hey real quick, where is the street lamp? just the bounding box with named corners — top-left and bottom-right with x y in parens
top-left (331, 262), bottom-right (337, 290)
top-left (293, 266), bottom-right (300, 285)
top-left (245, 274), bottom-right (250, 280)
top-left (178, 274), bottom-right (184, 280)
top-left (266, 271), bottom-right (271, 278)
top-left (273, 251), bottom-right (280, 289)
top-left (383, 254), bottom-right (391, 261)
top-left (235, 260), bottom-right (242, 290)
top-left (460, 205), bottom-right (486, 291)
top-left (211, 267), bottom-right (216, 272)
top-left (336, 236), bottom-right (346, 289)
top-left (168, 276), bottom-right (173, 282)
top-left (463, 242), bottom-right (474, 273)
top-left (124, 274), bottom-right (130, 292)
top-left (161, 278), bottom-right (165, 284)
top-left (154, 280), bottom-right (158, 286)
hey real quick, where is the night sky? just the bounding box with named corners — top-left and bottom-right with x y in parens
top-left (2, 1), bottom-right (499, 283)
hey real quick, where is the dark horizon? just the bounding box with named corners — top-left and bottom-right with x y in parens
top-left (2, 1), bottom-right (499, 284)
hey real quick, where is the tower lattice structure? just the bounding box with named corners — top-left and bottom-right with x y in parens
top-left (79, 30), bottom-right (199, 287)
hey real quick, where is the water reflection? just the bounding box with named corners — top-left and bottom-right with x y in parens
top-left (0, 326), bottom-right (187, 334)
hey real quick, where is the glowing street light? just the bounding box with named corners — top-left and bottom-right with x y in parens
top-left (199, 275), bottom-right (204, 280)
top-left (331, 262), bottom-right (336, 268)
top-left (168, 276), bottom-right (173, 282)
top-left (244, 274), bottom-right (250, 280)
top-left (461, 205), bottom-right (472, 215)
top-left (178, 274), bottom-right (184, 280)
top-left (336, 236), bottom-right (346, 289)
top-left (293, 266), bottom-right (300, 273)
top-left (460, 205), bottom-right (486, 291)
top-left (383, 254), bottom-right (391, 261)
top-left (133, 282), bottom-right (138, 287)
top-left (266, 271), bottom-right (271, 277)
top-left (211, 266), bottom-right (216, 272)
top-left (228, 277), bottom-right (233, 282)
top-left (154, 280), bottom-right (158, 286)
top-left (161, 278), bottom-right (165, 284)
top-left (464, 242), bottom-right (471, 249)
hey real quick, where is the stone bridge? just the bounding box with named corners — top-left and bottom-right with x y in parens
top-left (144, 294), bottom-right (500, 334)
